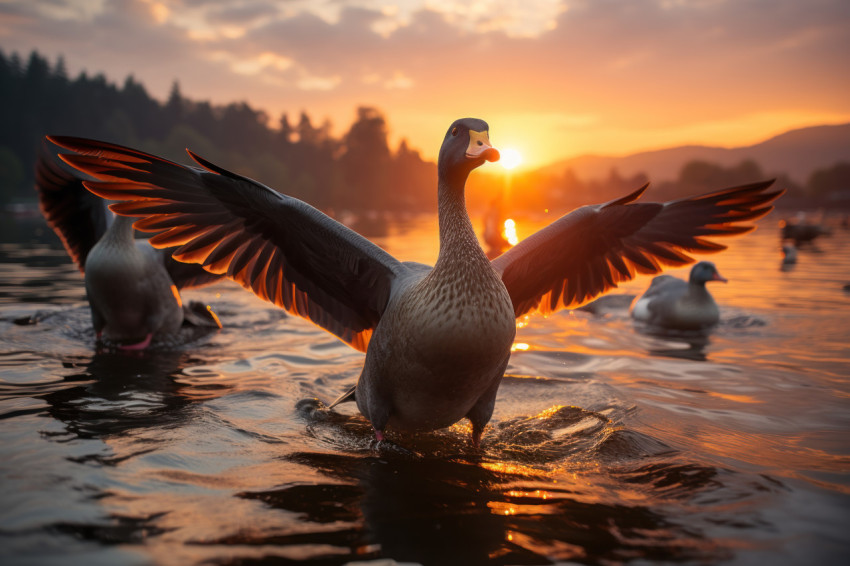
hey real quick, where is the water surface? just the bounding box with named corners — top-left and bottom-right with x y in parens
top-left (1, 212), bottom-right (849, 565)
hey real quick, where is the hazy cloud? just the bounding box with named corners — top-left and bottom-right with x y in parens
top-left (204, 2), bottom-right (279, 26)
top-left (1, 0), bottom-right (848, 163)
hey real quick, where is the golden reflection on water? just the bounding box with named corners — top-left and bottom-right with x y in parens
top-left (371, 211), bottom-right (847, 316)
top-left (368, 214), bottom-right (439, 264)
top-left (3, 208), bottom-right (849, 565)
top-left (705, 390), bottom-right (762, 404)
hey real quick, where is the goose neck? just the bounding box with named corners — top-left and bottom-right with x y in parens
top-left (435, 177), bottom-right (488, 269)
top-left (102, 214), bottom-right (137, 246)
top-left (687, 281), bottom-right (712, 301)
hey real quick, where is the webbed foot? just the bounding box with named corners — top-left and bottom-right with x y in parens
top-left (370, 430), bottom-right (418, 457)
top-left (118, 333), bottom-right (153, 351)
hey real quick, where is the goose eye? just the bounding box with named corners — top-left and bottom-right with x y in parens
top-left (451, 127), bottom-right (458, 137)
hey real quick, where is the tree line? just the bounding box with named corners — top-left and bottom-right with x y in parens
top-left (0, 49), bottom-right (435, 213)
top-left (2, 48), bottom-right (846, 216)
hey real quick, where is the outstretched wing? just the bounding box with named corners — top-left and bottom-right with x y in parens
top-left (158, 251), bottom-right (227, 291)
top-left (492, 181), bottom-right (782, 317)
top-left (34, 140), bottom-right (110, 271)
top-left (35, 140), bottom-right (223, 290)
top-left (48, 135), bottom-right (408, 352)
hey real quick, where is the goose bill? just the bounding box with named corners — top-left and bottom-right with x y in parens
top-left (466, 129), bottom-right (500, 162)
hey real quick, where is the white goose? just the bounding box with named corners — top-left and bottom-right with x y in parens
top-left (35, 144), bottom-right (223, 349)
top-left (48, 118), bottom-right (781, 444)
top-left (630, 261), bottom-right (727, 330)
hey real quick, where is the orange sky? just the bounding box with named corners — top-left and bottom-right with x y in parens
top-left (1, 0), bottom-right (848, 168)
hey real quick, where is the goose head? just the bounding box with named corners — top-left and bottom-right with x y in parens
top-left (438, 118), bottom-right (500, 187)
top-left (782, 244), bottom-right (798, 264)
top-left (689, 261), bottom-right (728, 286)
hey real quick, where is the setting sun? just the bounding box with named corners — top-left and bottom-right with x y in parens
top-left (500, 148), bottom-right (523, 170)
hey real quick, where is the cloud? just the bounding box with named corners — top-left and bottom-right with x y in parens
top-left (1, 0), bottom-right (848, 163)
top-left (205, 2), bottom-right (279, 26)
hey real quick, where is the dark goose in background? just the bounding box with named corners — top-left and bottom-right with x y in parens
top-left (34, 143), bottom-right (224, 349)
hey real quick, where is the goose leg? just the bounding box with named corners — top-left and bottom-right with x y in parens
top-left (370, 405), bottom-right (391, 443)
top-left (465, 356), bottom-right (509, 449)
top-left (90, 304), bottom-right (105, 341)
top-left (356, 373), bottom-right (392, 445)
top-left (471, 423), bottom-right (485, 450)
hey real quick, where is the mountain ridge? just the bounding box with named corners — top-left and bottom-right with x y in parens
top-left (539, 123), bottom-right (850, 184)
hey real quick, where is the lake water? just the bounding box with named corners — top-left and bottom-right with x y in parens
top-left (1, 210), bottom-right (848, 566)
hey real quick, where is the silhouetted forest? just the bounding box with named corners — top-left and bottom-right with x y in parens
top-left (0, 49), bottom-right (435, 213)
top-left (2, 49), bottom-right (847, 216)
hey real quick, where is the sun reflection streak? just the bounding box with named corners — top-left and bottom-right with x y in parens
top-left (503, 218), bottom-right (519, 245)
top-left (707, 391), bottom-right (762, 404)
top-left (480, 461), bottom-right (550, 477)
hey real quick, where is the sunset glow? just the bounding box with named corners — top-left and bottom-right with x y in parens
top-left (1, 0), bottom-right (847, 168)
top-left (500, 148), bottom-right (523, 170)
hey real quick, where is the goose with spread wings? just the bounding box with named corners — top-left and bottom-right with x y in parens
top-left (35, 142), bottom-right (224, 350)
top-left (48, 118), bottom-right (782, 444)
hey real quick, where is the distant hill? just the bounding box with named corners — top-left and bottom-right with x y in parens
top-left (540, 123), bottom-right (850, 184)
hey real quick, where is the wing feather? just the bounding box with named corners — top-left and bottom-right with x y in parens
top-left (493, 180), bottom-right (783, 317)
top-left (48, 135), bottom-right (406, 351)
top-left (35, 140), bottom-right (224, 289)
top-left (33, 141), bottom-right (110, 271)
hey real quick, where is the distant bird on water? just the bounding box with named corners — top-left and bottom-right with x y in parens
top-left (35, 143), bottom-right (223, 350)
top-left (47, 118), bottom-right (782, 446)
top-left (781, 243), bottom-right (798, 267)
top-left (630, 261), bottom-right (727, 330)
top-left (780, 215), bottom-right (831, 247)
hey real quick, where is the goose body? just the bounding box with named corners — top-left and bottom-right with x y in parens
top-left (780, 217), bottom-right (831, 246)
top-left (357, 195), bottom-right (516, 437)
top-left (35, 146), bottom-right (222, 349)
top-left (631, 261), bottom-right (726, 330)
top-left (83, 216), bottom-right (185, 346)
top-left (48, 118), bottom-right (782, 443)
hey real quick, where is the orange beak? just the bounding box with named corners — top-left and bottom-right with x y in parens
top-left (466, 129), bottom-right (500, 162)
